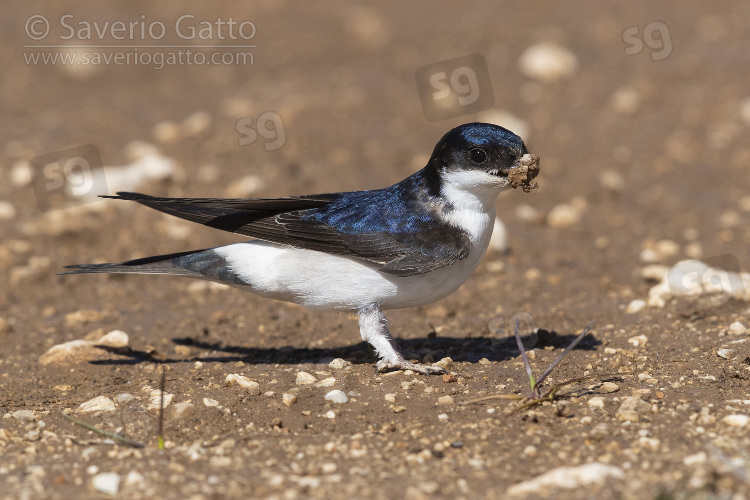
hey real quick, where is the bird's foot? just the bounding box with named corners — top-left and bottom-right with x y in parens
top-left (376, 359), bottom-right (447, 375)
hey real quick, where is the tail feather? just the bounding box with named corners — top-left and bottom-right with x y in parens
top-left (59, 247), bottom-right (248, 287)
top-left (59, 249), bottom-right (209, 277)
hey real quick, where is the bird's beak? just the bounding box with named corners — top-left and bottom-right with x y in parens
top-left (505, 153), bottom-right (540, 193)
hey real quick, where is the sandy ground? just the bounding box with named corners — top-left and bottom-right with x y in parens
top-left (2, 1), bottom-right (750, 499)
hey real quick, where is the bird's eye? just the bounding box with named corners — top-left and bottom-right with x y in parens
top-left (469, 148), bottom-right (487, 164)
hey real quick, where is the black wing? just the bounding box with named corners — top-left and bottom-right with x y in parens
top-left (105, 190), bottom-right (471, 277)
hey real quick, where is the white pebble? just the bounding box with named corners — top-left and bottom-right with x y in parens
top-left (518, 42), bottom-right (578, 83)
top-left (628, 334), bottom-right (648, 347)
top-left (384, 393), bottom-right (397, 403)
top-left (77, 396), bottom-right (116, 413)
top-left (11, 410), bottom-right (35, 422)
top-left (115, 393), bottom-right (135, 404)
top-left (315, 377), bottom-right (337, 388)
top-left (324, 390), bottom-right (349, 404)
top-left (717, 348), bottom-right (736, 360)
top-left (225, 374), bottom-right (261, 396)
top-left (96, 330), bottom-right (129, 348)
top-left (506, 463), bottom-right (623, 495)
top-left (599, 169), bottom-right (625, 192)
top-left (296, 371), bottom-right (317, 386)
top-left (609, 87), bottom-right (641, 115)
top-left (437, 395), bottom-right (454, 405)
top-left (92, 472), bottom-right (120, 495)
top-left (729, 322), bottom-right (747, 336)
top-left (640, 265), bottom-right (669, 282)
top-left (587, 397), bottom-right (605, 409)
top-left (282, 393), bottom-right (297, 406)
top-left (437, 413), bottom-right (449, 422)
top-left (546, 203), bottom-right (582, 228)
top-left (325, 410), bottom-right (336, 419)
top-left (328, 358), bottom-right (351, 370)
top-left (203, 398), bottom-right (220, 407)
top-left (722, 414), bottom-right (750, 428)
top-left (0, 201), bottom-right (16, 220)
top-left (124, 470), bottom-right (145, 489)
top-left (625, 299), bottom-right (647, 314)
top-left (515, 203), bottom-right (543, 224)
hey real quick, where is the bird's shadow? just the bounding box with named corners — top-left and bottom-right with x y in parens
top-left (89, 328), bottom-right (601, 367)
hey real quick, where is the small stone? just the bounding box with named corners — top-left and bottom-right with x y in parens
top-left (315, 377), bottom-right (337, 388)
top-left (0, 201), bottom-right (16, 220)
top-left (625, 300), bottom-right (647, 314)
top-left (442, 373), bottom-right (457, 383)
top-left (599, 169), bottom-right (625, 192)
top-left (96, 330), bottom-right (129, 348)
top-left (92, 472), bottom-right (120, 495)
top-left (170, 402), bottom-right (196, 419)
top-left (123, 470), bottom-right (145, 489)
top-left (640, 265), bottom-right (669, 281)
top-left (115, 393), bottom-right (135, 404)
top-left (546, 203), bottom-right (582, 228)
top-left (628, 335), bottom-right (648, 347)
top-left (654, 239), bottom-right (680, 260)
top-left (38, 340), bottom-right (97, 366)
top-left (434, 357), bottom-right (454, 371)
top-left (384, 393), bottom-right (397, 403)
top-left (181, 111), bottom-right (212, 137)
top-left (142, 387), bottom-right (174, 410)
top-left (588, 397), bottom-right (605, 409)
top-left (518, 42), bottom-right (578, 83)
top-left (390, 405), bottom-right (407, 413)
top-left (325, 410), bottom-right (336, 419)
top-left (609, 87), bottom-right (641, 115)
top-left (152, 121), bottom-right (182, 144)
top-left (77, 396), bottom-right (116, 413)
top-left (718, 349), bottom-right (736, 360)
top-left (437, 395), bottom-right (454, 405)
top-left (599, 382), bottom-right (620, 393)
top-left (617, 397), bottom-right (651, 422)
top-left (515, 203), bottom-right (544, 224)
top-left (11, 410), bottom-right (35, 422)
top-left (437, 413), bottom-right (449, 422)
top-left (728, 322), bottom-right (747, 336)
top-left (683, 452), bottom-right (707, 467)
top-left (296, 371), bottom-right (317, 386)
top-left (506, 463), bottom-right (623, 496)
top-left (282, 393), bottom-right (297, 407)
top-left (324, 390), bottom-right (349, 404)
top-left (202, 398), bottom-right (220, 407)
top-left (225, 374), bottom-right (261, 396)
top-left (523, 445), bottom-right (538, 457)
top-left (328, 358), bottom-right (351, 370)
top-left (478, 358), bottom-right (491, 365)
top-left (722, 414), bottom-right (750, 428)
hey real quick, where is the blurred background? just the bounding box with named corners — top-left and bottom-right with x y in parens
top-left (2, 2), bottom-right (750, 499)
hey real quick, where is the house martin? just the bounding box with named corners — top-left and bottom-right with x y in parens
top-left (61, 122), bottom-right (540, 374)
